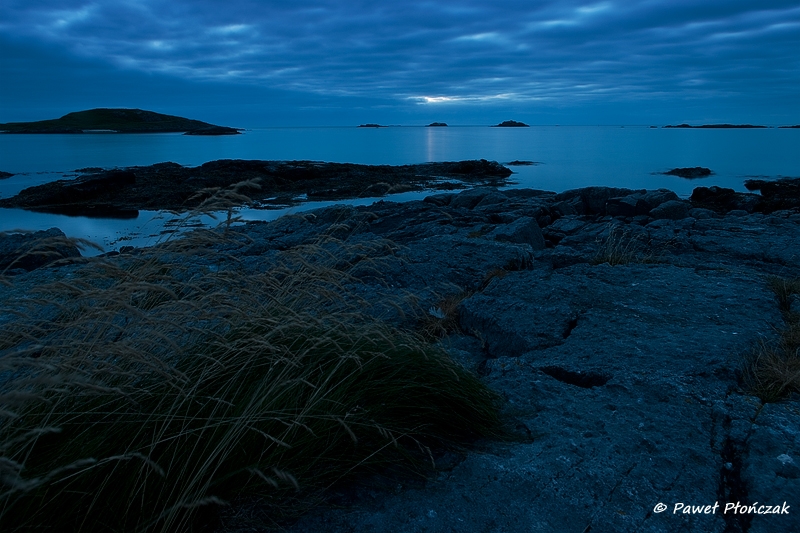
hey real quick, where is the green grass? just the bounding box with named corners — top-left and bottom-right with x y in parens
top-left (0, 225), bottom-right (501, 531)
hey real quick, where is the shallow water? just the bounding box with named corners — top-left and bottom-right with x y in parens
top-left (1, 126), bottom-right (798, 252)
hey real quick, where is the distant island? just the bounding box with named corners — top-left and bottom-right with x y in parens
top-left (492, 120), bottom-right (529, 127)
top-left (663, 124), bottom-right (766, 129)
top-left (358, 124), bottom-right (385, 128)
top-left (426, 122), bottom-right (448, 127)
top-left (778, 125), bottom-right (800, 129)
top-left (0, 108), bottom-right (241, 135)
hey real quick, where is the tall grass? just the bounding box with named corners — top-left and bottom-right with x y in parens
top-left (742, 276), bottom-right (800, 403)
top-left (0, 220), bottom-right (501, 531)
top-left (591, 224), bottom-right (657, 266)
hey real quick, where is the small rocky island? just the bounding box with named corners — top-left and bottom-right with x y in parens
top-left (427, 122), bottom-right (448, 127)
top-left (493, 120), bottom-right (529, 127)
top-left (664, 166), bottom-right (712, 179)
top-left (0, 108), bottom-right (241, 135)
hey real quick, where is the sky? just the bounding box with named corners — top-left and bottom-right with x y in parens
top-left (1, 1), bottom-right (799, 127)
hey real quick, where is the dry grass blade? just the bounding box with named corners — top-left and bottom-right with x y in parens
top-left (0, 197), bottom-right (501, 532)
top-left (742, 276), bottom-right (800, 403)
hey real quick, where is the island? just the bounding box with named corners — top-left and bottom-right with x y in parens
top-left (778, 125), bottom-right (800, 129)
top-left (426, 122), bottom-right (448, 127)
top-left (492, 120), bottom-right (529, 127)
top-left (0, 108), bottom-right (241, 135)
top-left (663, 124), bottom-right (767, 129)
top-left (357, 124), bottom-right (385, 128)
top-left (0, 171), bottom-right (13, 179)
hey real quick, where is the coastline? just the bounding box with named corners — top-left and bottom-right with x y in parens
top-left (2, 180), bottom-right (800, 531)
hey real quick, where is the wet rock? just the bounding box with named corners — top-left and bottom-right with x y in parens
top-left (690, 186), bottom-right (760, 214)
top-left (0, 160), bottom-right (512, 215)
top-left (488, 217), bottom-right (546, 249)
top-left (650, 199), bottom-right (690, 220)
top-left (555, 187), bottom-right (638, 216)
top-left (744, 177), bottom-right (800, 213)
top-left (0, 228), bottom-right (81, 273)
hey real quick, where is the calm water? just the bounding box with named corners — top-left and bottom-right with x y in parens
top-left (1, 126), bottom-right (798, 252)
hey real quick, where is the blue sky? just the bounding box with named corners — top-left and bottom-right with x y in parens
top-left (1, 1), bottom-right (799, 127)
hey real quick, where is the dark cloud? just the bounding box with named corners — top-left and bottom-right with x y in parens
top-left (1, 1), bottom-right (799, 124)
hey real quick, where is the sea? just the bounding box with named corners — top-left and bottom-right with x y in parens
top-left (1, 125), bottom-right (798, 253)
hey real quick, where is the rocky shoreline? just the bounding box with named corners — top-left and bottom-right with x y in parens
top-left (0, 159), bottom-right (512, 217)
top-left (2, 179), bottom-right (800, 532)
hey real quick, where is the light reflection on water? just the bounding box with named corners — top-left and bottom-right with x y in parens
top-left (1, 126), bottom-right (798, 253)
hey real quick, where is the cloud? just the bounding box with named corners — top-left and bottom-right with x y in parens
top-left (1, 0), bottom-right (799, 120)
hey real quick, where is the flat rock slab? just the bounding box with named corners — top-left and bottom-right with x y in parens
top-left (283, 262), bottom-right (798, 533)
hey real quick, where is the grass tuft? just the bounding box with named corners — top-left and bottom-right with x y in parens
top-left (591, 224), bottom-right (657, 266)
top-left (0, 221), bottom-right (501, 531)
top-left (742, 276), bottom-right (800, 403)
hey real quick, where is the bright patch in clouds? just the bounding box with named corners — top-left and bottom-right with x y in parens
top-left (1, 0), bottom-right (799, 123)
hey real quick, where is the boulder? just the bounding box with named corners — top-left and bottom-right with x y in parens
top-left (690, 186), bottom-right (760, 214)
top-left (650, 199), bottom-right (690, 220)
top-left (450, 188), bottom-right (495, 210)
top-left (555, 187), bottom-right (638, 216)
top-left (489, 217), bottom-right (546, 250)
top-left (0, 228), bottom-right (81, 273)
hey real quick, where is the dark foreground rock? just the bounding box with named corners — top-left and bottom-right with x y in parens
top-left (0, 228), bottom-right (81, 274)
top-left (0, 159), bottom-right (512, 217)
top-left (3, 184), bottom-right (800, 532)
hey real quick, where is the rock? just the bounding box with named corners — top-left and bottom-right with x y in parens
top-left (665, 167), bottom-right (712, 179)
top-left (0, 160), bottom-right (512, 215)
top-left (423, 193), bottom-right (454, 207)
top-left (506, 160), bottom-right (538, 166)
top-left (744, 177), bottom-right (800, 213)
top-left (0, 171), bottom-right (13, 179)
top-left (605, 195), bottom-right (641, 217)
top-left (474, 191), bottom-right (508, 209)
top-left (450, 188), bottom-right (494, 209)
top-left (640, 189), bottom-right (680, 210)
top-left (550, 200), bottom-right (579, 217)
top-left (555, 187), bottom-right (638, 216)
top-left (690, 186), bottom-right (760, 214)
top-left (5, 185), bottom-right (800, 533)
top-left (650, 199), bottom-right (690, 220)
top-left (0, 228), bottom-right (81, 273)
top-left (689, 208), bottom-right (716, 219)
top-left (488, 217), bottom-right (546, 250)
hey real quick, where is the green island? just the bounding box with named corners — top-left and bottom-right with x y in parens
top-left (0, 108), bottom-right (241, 135)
